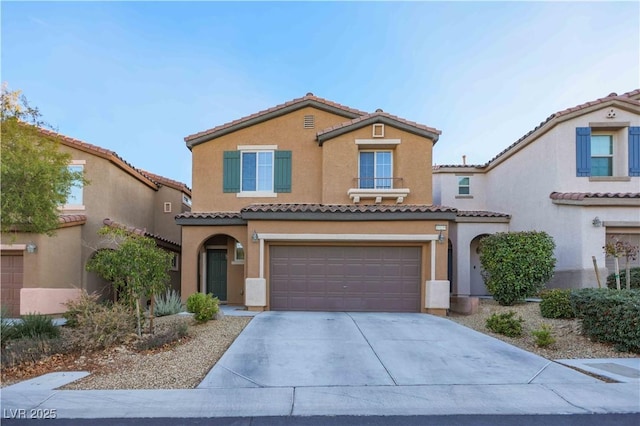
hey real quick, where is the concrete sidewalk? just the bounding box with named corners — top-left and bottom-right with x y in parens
top-left (1, 310), bottom-right (639, 419)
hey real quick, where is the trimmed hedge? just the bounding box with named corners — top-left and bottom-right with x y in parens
top-left (606, 267), bottom-right (640, 290)
top-left (540, 289), bottom-right (575, 319)
top-left (570, 289), bottom-right (640, 353)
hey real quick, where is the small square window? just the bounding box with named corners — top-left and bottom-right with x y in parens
top-left (458, 177), bottom-right (470, 195)
top-left (170, 253), bottom-right (179, 271)
top-left (372, 123), bottom-right (384, 138)
top-left (164, 202), bottom-right (172, 213)
top-left (234, 241), bottom-right (245, 263)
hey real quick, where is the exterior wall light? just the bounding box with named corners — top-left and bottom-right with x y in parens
top-left (26, 242), bottom-right (37, 253)
top-left (252, 231), bottom-right (259, 242)
top-left (435, 224), bottom-right (447, 243)
top-left (438, 230), bottom-right (445, 243)
top-left (592, 217), bottom-right (602, 227)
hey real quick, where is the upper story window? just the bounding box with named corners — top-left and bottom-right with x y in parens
top-left (242, 151), bottom-right (273, 192)
top-left (63, 162), bottom-right (85, 209)
top-left (576, 126), bottom-right (640, 178)
top-left (359, 151), bottom-right (392, 189)
top-left (182, 194), bottom-right (192, 207)
top-left (458, 176), bottom-right (471, 195)
top-left (223, 149), bottom-right (291, 195)
top-left (590, 135), bottom-right (613, 176)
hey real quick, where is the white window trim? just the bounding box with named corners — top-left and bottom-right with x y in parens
top-left (237, 145), bottom-right (278, 151)
top-left (372, 123), bottom-right (385, 138)
top-left (590, 133), bottom-right (614, 177)
top-left (355, 139), bottom-right (401, 146)
top-left (358, 150), bottom-right (393, 189)
top-left (164, 202), bottom-right (172, 213)
top-left (232, 241), bottom-right (245, 265)
top-left (457, 176), bottom-right (471, 195)
top-left (239, 149), bottom-right (275, 194)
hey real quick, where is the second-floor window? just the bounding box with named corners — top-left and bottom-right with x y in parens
top-left (64, 164), bottom-right (84, 207)
top-left (359, 151), bottom-right (392, 189)
top-left (458, 176), bottom-right (471, 195)
top-left (590, 135), bottom-right (613, 176)
top-left (223, 150), bottom-right (292, 194)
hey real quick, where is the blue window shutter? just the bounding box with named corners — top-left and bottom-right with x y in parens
top-left (576, 127), bottom-right (591, 177)
top-left (274, 150), bottom-right (292, 193)
top-left (223, 151), bottom-right (240, 193)
top-left (629, 127), bottom-right (640, 176)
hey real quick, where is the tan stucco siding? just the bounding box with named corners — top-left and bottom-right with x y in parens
top-left (191, 107), bottom-right (357, 212)
top-left (321, 125), bottom-right (434, 205)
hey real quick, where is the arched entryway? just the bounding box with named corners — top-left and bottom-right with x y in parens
top-left (470, 234), bottom-right (490, 296)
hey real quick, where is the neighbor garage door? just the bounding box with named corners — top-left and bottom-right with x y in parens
top-left (270, 246), bottom-right (421, 312)
top-left (1, 253), bottom-right (24, 317)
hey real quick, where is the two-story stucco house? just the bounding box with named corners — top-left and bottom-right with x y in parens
top-left (0, 127), bottom-right (192, 316)
top-left (434, 89), bottom-right (640, 298)
top-left (178, 94), bottom-right (454, 314)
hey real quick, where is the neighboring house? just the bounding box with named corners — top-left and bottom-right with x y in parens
top-left (434, 90), bottom-right (640, 298)
top-left (178, 93), bottom-right (454, 314)
top-left (0, 128), bottom-right (192, 316)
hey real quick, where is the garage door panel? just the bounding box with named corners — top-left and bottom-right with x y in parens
top-left (270, 246), bottom-right (420, 312)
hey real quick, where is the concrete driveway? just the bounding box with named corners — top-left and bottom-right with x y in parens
top-left (199, 311), bottom-right (600, 388)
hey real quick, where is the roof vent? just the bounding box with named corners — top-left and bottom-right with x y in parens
top-left (306, 92), bottom-right (314, 96)
top-left (608, 92), bottom-right (618, 97)
top-left (375, 108), bottom-right (383, 112)
top-left (304, 114), bottom-right (315, 129)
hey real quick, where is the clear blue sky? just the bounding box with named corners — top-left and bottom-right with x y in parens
top-left (2, 1), bottom-right (639, 188)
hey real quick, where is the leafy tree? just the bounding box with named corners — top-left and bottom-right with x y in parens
top-left (604, 237), bottom-right (639, 290)
top-left (479, 231), bottom-right (556, 305)
top-left (86, 227), bottom-right (173, 336)
top-left (1, 84), bottom-right (85, 236)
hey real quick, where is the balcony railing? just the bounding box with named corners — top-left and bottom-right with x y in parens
top-left (353, 177), bottom-right (404, 190)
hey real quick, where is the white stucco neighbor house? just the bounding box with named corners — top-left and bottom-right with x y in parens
top-left (434, 89), bottom-right (640, 302)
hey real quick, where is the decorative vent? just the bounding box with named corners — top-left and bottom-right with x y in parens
top-left (164, 202), bottom-right (172, 213)
top-left (606, 108), bottom-right (616, 119)
top-left (373, 123), bottom-right (384, 138)
top-left (304, 115), bottom-right (315, 129)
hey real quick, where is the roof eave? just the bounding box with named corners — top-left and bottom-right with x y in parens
top-left (185, 100), bottom-right (362, 149)
top-left (317, 116), bottom-right (441, 146)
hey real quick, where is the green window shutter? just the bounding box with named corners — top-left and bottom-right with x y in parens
top-left (223, 151), bottom-right (240, 193)
top-left (629, 127), bottom-right (640, 176)
top-left (576, 127), bottom-right (591, 177)
top-left (274, 150), bottom-right (292, 193)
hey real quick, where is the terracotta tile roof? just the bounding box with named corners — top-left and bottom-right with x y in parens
top-left (456, 210), bottom-right (511, 218)
top-left (102, 218), bottom-right (180, 247)
top-left (175, 212), bottom-right (243, 220)
top-left (241, 203), bottom-right (456, 214)
top-left (549, 192), bottom-right (640, 201)
top-left (433, 164), bottom-right (485, 170)
top-left (435, 89), bottom-right (640, 168)
top-left (316, 110), bottom-right (442, 143)
top-left (58, 214), bottom-right (87, 225)
top-left (139, 170), bottom-right (192, 196)
top-left (184, 93), bottom-right (367, 145)
top-left (33, 126), bottom-right (158, 190)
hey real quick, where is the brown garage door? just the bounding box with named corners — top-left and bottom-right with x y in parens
top-left (1, 254), bottom-right (24, 317)
top-left (270, 246), bottom-right (421, 312)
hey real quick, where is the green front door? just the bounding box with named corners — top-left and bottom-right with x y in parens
top-left (206, 249), bottom-right (227, 301)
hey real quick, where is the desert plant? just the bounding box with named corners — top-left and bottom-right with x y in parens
top-left (135, 322), bottom-right (189, 352)
top-left (539, 289), bottom-right (575, 319)
top-left (62, 291), bottom-right (104, 327)
top-left (485, 311), bottom-right (524, 337)
top-left (12, 313), bottom-right (60, 340)
top-left (606, 267), bottom-right (640, 290)
top-left (532, 324), bottom-right (556, 347)
top-left (154, 290), bottom-right (184, 317)
top-left (0, 306), bottom-right (17, 347)
top-left (1, 336), bottom-right (68, 367)
top-left (479, 231), bottom-right (556, 305)
top-left (186, 293), bottom-right (219, 323)
top-left (63, 291), bottom-right (137, 351)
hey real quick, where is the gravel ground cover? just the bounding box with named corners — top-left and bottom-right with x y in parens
top-left (2, 299), bottom-right (636, 390)
top-left (448, 298), bottom-right (637, 360)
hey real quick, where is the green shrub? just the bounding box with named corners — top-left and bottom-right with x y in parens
top-left (0, 306), bottom-right (17, 347)
top-left (63, 291), bottom-right (103, 328)
top-left (135, 322), bottom-right (188, 352)
top-left (540, 289), bottom-right (575, 319)
top-left (606, 267), bottom-right (640, 290)
top-left (570, 289), bottom-right (640, 353)
top-left (1, 336), bottom-right (67, 368)
top-left (479, 231), bottom-right (556, 305)
top-left (485, 311), bottom-right (524, 337)
top-left (186, 293), bottom-right (219, 323)
top-left (532, 324), bottom-right (556, 347)
top-left (12, 313), bottom-right (60, 340)
top-left (154, 290), bottom-right (184, 317)
top-left (63, 291), bottom-right (137, 351)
